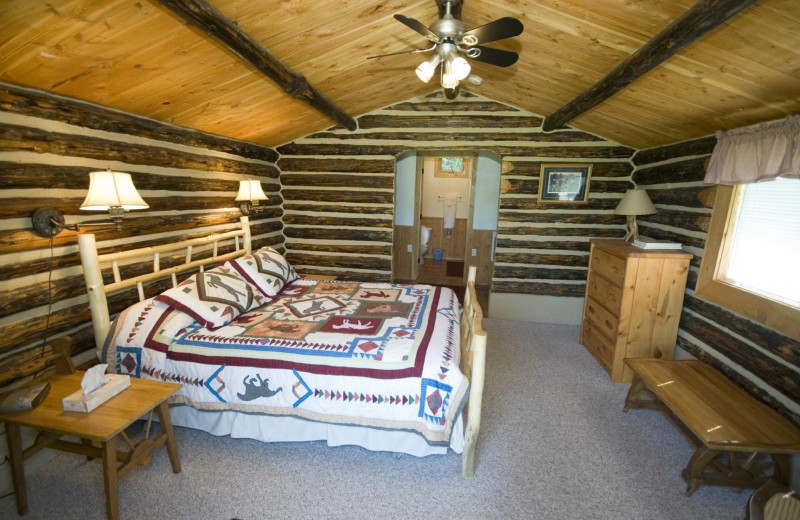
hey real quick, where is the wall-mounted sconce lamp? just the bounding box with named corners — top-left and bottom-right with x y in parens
top-left (615, 188), bottom-right (656, 241)
top-left (31, 207), bottom-right (80, 237)
top-left (31, 170), bottom-right (148, 237)
top-left (235, 180), bottom-right (268, 216)
top-left (79, 170), bottom-right (149, 232)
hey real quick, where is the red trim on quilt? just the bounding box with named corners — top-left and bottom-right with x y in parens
top-left (154, 294), bottom-right (220, 330)
top-left (143, 306), bottom-right (177, 353)
top-left (164, 286), bottom-right (442, 380)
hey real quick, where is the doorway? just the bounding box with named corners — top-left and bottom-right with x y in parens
top-left (392, 151), bottom-right (500, 287)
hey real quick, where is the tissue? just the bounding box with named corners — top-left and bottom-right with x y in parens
top-left (81, 364), bottom-right (109, 395)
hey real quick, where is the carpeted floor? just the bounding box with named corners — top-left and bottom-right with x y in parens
top-left (0, 320), bottom-right (751, 520)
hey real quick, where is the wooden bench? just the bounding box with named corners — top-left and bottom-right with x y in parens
top-left (624, 358), bottom-right (800, 496)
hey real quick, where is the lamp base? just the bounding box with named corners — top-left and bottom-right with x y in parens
top-left (624, 215), bottom-right (639, 242)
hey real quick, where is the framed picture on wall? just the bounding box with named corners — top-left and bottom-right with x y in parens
top-left (434, 157), bottom-right (472, 178)
top-left (538, 164), bottom-right (592, 203)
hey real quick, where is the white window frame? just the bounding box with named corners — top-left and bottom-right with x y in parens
top-left (696, 185), bottom-right (800, 340)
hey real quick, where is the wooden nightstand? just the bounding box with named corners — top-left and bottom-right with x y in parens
top-left (1, 371), bottom-right (182, 520)
top-left (581, 239), bottom-right (692, 383)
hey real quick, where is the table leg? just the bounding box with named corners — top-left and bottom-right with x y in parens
top-left (155, 402), bottom-right (181, 473)
top-left (102, 436), bottom-right (119, 520)
top-left (5, 422), bottom-right (28, 515)
top-left (682, 445), bottom-right (719, 496)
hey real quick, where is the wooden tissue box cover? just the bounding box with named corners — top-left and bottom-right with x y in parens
top-left (62, 374), bottom-right (131, 413)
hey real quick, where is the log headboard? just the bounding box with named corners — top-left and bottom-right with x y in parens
top-left (77, 216), bottom-right (253, 358)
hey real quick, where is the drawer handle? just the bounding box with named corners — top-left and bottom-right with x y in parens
top-left (605, 320), bottom-right (612, 329)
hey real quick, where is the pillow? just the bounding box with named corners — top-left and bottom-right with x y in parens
top-left (154, 264), bottom-right (268, 330)
top-left (227, 247), bottom-right (299, 297)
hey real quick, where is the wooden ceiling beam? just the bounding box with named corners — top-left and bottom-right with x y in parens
top-left (157, 0), bottom-right (357, 131)
top-left (541, 0), bottom-right (758, 132)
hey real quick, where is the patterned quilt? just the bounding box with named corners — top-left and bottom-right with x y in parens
top-left (104, 278), bottom-right (468, 445)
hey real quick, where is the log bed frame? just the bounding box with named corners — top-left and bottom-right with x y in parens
top-left (77, 217), bottom-right (487, 477)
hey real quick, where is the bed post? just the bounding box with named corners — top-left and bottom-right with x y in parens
top-left (462, 266), bottom-right (487, 478)
top-left (78, 233), bottom-right (111, 359)
top-left (241, 216), bottom-right (252, 254)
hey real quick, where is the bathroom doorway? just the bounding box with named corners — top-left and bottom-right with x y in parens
top-left (393, 151), bottom-right (500, 286)
top-left (418, 154), bottom-right (473, 281)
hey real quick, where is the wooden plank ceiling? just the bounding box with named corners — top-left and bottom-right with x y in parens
top-left (1, 0), bottom-right (798, 149)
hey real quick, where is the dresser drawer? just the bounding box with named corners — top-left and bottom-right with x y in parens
top-left (590, 246), bottom-right (627, 287)
top-left (584, 296), bottom-right (620, 341)
top-left (581, 319), bottom-right (614, 373)
top-left (586, 271), bottom-right (623, 317)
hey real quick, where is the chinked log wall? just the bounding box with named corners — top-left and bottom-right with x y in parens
top-left (632, 136), bottom-right (800, 427)
top-left (0, 82), bottom-right (282, 373)
top-left (277, 91), bottom-right (635, 289)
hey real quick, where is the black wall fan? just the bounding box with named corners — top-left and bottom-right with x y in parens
top-left (368, 0), bottom-right (523, 99)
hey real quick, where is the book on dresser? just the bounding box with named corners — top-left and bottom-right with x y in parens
top-left (580, 239), bottom-right (693, 383)
top-left (632, 236), bottom-right (682, 250)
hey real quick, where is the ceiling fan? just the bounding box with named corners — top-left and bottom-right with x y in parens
top-left (368, 0), bottom-right (523, 99)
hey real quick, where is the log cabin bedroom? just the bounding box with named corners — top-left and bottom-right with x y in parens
top-left (0, 0), bottom-right (798, 519)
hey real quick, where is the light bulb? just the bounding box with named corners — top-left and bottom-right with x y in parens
top-left (441, 58), bottom-right (459, 89)
top-left (415, 54), bottom-right (442, 83)
top-left (451, 56), bottom-right (471, 80)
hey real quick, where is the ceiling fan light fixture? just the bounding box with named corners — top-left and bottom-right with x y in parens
top-left (441, 59), bottom-right (458, 89)
top-left (441, 72), bottom-right (459, 89)
top-left (451, 56), bottom-right (471, 80)
top-left (416, 54), bottom-right (442, 83)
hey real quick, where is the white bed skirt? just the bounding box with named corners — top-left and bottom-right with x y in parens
top-left (168, 404), bottom-right (465, 457)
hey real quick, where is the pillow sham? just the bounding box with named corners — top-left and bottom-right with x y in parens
top-left (154, 264), bottom-right (268, 330)
top-left (227, 247), bottom-right (299, 297)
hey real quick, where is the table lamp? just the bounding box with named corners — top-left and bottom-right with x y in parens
top-left (615, 188), bottom-right (656, 241)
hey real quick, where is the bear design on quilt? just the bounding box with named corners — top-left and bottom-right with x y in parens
top-left (237, 373), bottom-right (283, 401)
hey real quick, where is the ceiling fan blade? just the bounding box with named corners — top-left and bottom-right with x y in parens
top-left (367, 46), bottom-right (436, 59)
top-left (461, 17), bottom-right (523, 46)
top-left (467, 46), bottom-right (519, 67)
top-left (394, 14), bottom-right (440, 42)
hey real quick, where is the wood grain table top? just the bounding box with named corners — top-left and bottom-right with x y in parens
top-left (626, 359), bottom-right (800, 453)
top-left (0, 372), bottom-right (180, 442)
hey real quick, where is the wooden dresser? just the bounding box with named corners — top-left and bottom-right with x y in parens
top-left (580, 239), bottom-right (692, 383)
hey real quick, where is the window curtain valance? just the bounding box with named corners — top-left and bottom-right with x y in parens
top-left (705, 114), bottom-right (800, 185)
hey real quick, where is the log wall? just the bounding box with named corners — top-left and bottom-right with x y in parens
top-left (0, 81), bottom-right (282, 373)
top-left (277, 91), bottom-right (635, 289)
top-left (632, 135), bottom-right (800, 426)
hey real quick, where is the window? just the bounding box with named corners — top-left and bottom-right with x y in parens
top-left (434, 157), bottom-right (471, 178)
top-left (696, 178), bottom-right (800, 340)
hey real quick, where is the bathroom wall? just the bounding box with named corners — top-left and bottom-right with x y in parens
top-left (421, 157), bottom-right (470, 260)
top-left (421, 157), bottom-right (470, 219)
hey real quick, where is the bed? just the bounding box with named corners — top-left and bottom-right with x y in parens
top-left (78, 217), bottom-right (487, 477)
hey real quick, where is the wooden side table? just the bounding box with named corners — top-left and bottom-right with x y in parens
top-left (624, 359), bottom-right (800, 496)
top-left (1, 372), bottom-right (182, 520)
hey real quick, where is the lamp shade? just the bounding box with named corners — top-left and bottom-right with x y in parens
top-left (235, 180), bottom-right (268, 202)
top-left (80, 171), bottom-right (148, 211)
top-left (451, 56), bottom-right (471, 80)
top-left (415, 54), bottom-right (442, 83)
top-left (615, 189), bottom-right (656, 216)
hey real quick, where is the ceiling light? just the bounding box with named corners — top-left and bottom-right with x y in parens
top-left (441, 58), bottom-right (458, 89)
top-left (415, 54), bottom-right (442, 83)
top-left (451, 56), bottom-right (471, 80)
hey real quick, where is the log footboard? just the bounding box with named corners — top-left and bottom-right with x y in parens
top-left (461, 266), bottom-right (487, 478)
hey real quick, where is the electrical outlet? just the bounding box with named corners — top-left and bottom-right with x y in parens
top-left (407, 244), bottom-right (413, 252)
top-left (471, 248), bottom-right (477, 257)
